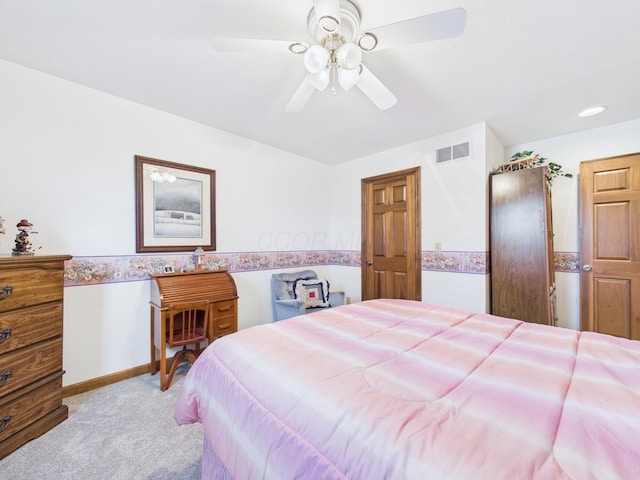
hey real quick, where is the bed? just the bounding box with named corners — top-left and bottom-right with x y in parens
top-left (174, 299), bottom-right (640, 479)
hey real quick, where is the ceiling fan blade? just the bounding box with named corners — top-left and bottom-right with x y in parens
top-left (356, 65), bottom-right (397, 111)
top-left (365, 7), bottom-right (466, 51)
top-left (212, 37), bottom-right (302, 54)
top-left (312, 0), bottom-right (342, 33)
top-left (285, 75), bottom-right (316, 113)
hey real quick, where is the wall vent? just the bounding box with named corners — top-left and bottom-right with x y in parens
top-left (436, 141), bottom-right (470, 163)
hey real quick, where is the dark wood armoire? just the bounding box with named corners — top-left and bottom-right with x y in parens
top-left (490, 166), bottom-right (557, 325)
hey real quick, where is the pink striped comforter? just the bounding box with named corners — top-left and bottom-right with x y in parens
top-left (174, 299), bottom-right (640, 479)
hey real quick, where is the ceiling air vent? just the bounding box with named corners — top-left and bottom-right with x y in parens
top-left (436, 141), bottom-right (470, 163)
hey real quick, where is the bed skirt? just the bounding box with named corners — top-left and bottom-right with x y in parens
top-left (202, 436), bottom-right (234, 480)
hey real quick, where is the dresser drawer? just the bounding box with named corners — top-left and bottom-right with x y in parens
top-left (0, 338), bottom-right (62, 398)
top-left (0, 265), bottom-right (64, 313)
top-left (0, 303), bottom-right (62, 355)
top-left (0, 375), bottom-right (62, 443)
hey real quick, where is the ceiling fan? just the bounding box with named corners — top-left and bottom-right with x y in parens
top-left (211, 0), bottom-right (466, 113)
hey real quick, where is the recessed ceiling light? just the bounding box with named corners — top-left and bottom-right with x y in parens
top-left (579, 106), bottom-right (607, 117)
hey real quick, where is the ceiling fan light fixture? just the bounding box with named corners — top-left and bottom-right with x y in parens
top-left (336, 42), bottom-right (362, 69)
top-left (338, 67), bottom-right (360, 90)
top-left (304, 45), bottom-right (329, 74)
top-left (309, 70), bottom-right (330, 91)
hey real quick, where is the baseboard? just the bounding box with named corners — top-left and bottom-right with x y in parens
top-left (62, 362), bottom-right (170, 398)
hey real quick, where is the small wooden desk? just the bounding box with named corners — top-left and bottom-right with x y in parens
top-left (149, 269), bottom-right (238, 384)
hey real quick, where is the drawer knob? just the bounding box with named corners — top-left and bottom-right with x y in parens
top-left (0, 415), bottom-right (11, 433)
top-left (0, 328), bottom-right (11, 345)
top-left (217, 306), bottom-right (231, 312)
top-left (0, 370), bottom-right (12, 387)
top-left (0, 285), bottom-right (12, 301)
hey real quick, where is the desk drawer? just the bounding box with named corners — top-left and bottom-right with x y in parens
top-left (211, 321), bottom-right (236, 338)
top-left (0, 375), bottom-right (62, 443)
top-left (0, 338), bottom-right (62, 398)
top-left (0, 266), bottom-right (63, 313)
top-left (210, 300), bottom-right (237, 339)
top-left (0, 303), bottom-right (62, 355)
top-left (211, 300), bottom-right (236, 319)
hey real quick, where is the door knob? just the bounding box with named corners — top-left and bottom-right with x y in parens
top-left (582, 264), bottom-right (592, 272)
top-left (366, 261), bottom-right (373, 266)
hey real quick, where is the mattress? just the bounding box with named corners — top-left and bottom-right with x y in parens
top-left (174, 299), bottom-right (640, 479)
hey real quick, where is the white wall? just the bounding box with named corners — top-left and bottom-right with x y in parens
top-left (0, 60), bottom-right (331, 257)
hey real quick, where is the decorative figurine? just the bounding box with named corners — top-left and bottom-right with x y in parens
top-left (12, 218), bottom-right (36, 256)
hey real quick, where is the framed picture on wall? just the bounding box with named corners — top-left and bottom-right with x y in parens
top-left (135, 155), bottom-right (216, 253)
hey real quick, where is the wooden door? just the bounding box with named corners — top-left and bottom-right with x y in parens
top-left (361, 167), bottom-right (421, 300)
top-left (579, 153), bottom-right (640, 339)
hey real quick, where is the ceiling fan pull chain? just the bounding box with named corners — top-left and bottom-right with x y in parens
top-left (331, 65), bottom-right (337, 95)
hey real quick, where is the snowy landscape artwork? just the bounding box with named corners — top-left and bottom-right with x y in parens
top-left (153, 177), bottom-right (203, 238)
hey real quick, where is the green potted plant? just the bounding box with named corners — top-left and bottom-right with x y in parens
top-left (507, 150), bottom-right (573, 181)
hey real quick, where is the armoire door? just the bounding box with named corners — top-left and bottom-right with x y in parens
top-left (490, 167), bottom-right (556, 325)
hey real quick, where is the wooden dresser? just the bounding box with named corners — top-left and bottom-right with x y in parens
top-left (149, 269), bottom-right (238, 380)
top-left (0, 254), bottom-right (71, 459)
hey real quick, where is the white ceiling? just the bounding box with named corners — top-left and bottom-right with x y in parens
top-left (1, 0), bottom-right (639, 165)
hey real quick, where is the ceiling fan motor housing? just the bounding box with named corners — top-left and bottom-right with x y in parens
top-left (307, 0), bottom-right (361, 44)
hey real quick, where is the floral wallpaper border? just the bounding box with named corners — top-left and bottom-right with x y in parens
top-left (63, 250), bottom-right (579, 287)
top-left (554, 251), bottom-right (581, 272)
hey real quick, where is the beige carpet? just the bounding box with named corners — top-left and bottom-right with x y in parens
top-left (0, 369), bottom-right (203, 480)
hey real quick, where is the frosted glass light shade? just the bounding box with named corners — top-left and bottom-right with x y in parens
top-left (336, 43), bottom-right (362, 70)
top-left (309, 70), bottom-right (330, 91)
top-left (338, 67), bottom-right (360, 90)
top-left (304, 45), bottom-right (329, 74)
